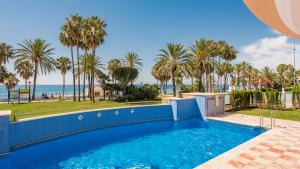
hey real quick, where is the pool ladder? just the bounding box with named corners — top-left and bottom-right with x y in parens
top-left (259, 111), bottom-right (276, 128)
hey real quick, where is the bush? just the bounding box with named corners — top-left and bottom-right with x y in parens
top-left (292, 85), bottom-right (300, 108)
top-left (230, 88), bottom-right (281, 110)
top-left (230, 90), bottom-right (252, 108)
top-left (253, 89), bottom-right (263, 106)
top-left (265, 88), bottom-right (280, 108)
top-left (115, 84), bottom-right (159, 101)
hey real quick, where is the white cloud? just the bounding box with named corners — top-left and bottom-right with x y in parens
top-left (238, 36), bottom-right (300, 69)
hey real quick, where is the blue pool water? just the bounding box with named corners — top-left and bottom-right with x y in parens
top-left (0, 119), bottom-right (264, 169)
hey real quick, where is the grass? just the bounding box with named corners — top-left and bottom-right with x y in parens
top-left (234, 108), bottom-right (300, 122)
top-left (0, 100), bottom-right (161, 120)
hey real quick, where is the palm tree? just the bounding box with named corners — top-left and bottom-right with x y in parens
top-left (0, 66), bottom-right (8, 84)
top-left (79, 43), bottom-right (89, 101)
top-left (261, 66), bottom-right (276, 83)
top-left (80, 54), bottom-right (105, 99)
top-left (277, 64), bottom-right (293, 89)
top-left (188, 39), bottom-right (215, 92)
top-left (3, 73), bottom-right (19, 90)
top-left (107, 58), bottom-right (121, 84)
top-left (122, 52), bottom-right (143, 70)
top-left (220, 42), bottom-right (237, 63)
top-left (219, 42), bottom-right (237, 91)
top-left (157, 43), bottom-right (188, 96)
top-left (96, 70), bottom-right (110, 100)
top-left (204, 61), bottom-right (214, 92)
top-left (67, 14), bottom-right (84, 101)
top-left (216, 63), bottom-right (226, 91)
top-left (56, 56), bottom-right (71, 98)
top-left (14, 60), bottom-right (33, 89)
top-left (223, 62), bottom-right (233, 92)
top-left (113, 67), bottom-right (138, 96)
top-left (245, 64), bottom-right (254, 90)
top-left (122, 52), bottom-right (143, 85)
top-left (15, 39), bottom-right (56, 100)
top-left (234, 62), bottom-right (244, 89)
top-left (59, 25), bottom-right (77, 101)
top-left (81, 16), bottom-right (107, 102)
top-left (0, 42), bottom-right (14, 66)
top-left (183, 61), bottom-right (196, 91)
top-left (152, 59), bottom-right (171, 94)
top-left (216, 40), bottom-right (226, 88)
top-left (216, 62), bottom-right (232, 92)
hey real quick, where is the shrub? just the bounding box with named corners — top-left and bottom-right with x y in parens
top-left (115, 84), bottom-right (159, 101)
top-left (292, 85), bottom-right (300, 108)
top-left (230, 90), bottom-right (252, 108)
top-left (253, 89), bottom-right (263, 106)
top-left (265, 88), bottom-right (280, 108)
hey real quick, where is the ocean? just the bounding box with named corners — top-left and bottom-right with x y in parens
top-left (0, 84), bottom-right (174, 101)
top-left (2, 85), bottom-right (291, 106)
top-left (0, 85), bottom-right (84, 101)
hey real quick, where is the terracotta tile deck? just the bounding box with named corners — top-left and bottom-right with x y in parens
top-left (195, 113), bottom-right (300, 169)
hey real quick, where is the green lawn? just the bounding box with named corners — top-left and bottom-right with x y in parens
top-left (234, 108), bottom-right (300, 122)
top-left (0, 100), bottom-right (161, 120)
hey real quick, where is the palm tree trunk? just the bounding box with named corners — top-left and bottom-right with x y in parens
top-left (164, 81), bottom-right (168, 95)
top-left (191, 77), bottom-right (194, 92)
top-left (206, 73), bottom-right (209, 92)
top-left (171, 71), bottom-right (176, 97)
top-left (88, 74), bottom-right (91, 99)
top-left (218, 56), bottom-right (221, 91)
top-left (63, 74), bottom-right (65, 98)
top-left (223, 74), bottom-right (227, 92)
top-left (77, 46), bottom-right (81, 102)
top-left (212, 56), bottom-right (215, 92)
top-left (198, 76), bottom-right (203, 92)
top-left (237, 73), bottom-right (240, 90)
top-left (160, 81), bottom-right (163, 94)
top-left (103, 88), bottom-right (106, 100)
top-left (25, 79), bottom-right (28, 90)
top-left (92, 49), bottom-right (96, 102)
top-left (248, 76), bottom-right (251, 91)
top-left (70, 47), bottom-right (76, 102)
top-left (32, 62), bottom-right (38, 100)
top-left (83, 50), bottom-right (87, 101)
top-left (82, 50), bottom-right (87, 101)
top-left (209, 74), bottom-right (212, 92)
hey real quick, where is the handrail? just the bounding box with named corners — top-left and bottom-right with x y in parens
top-left (270, 111), bottom-right (276, 128)
top-left (259, 116), bottom-right (264, 127)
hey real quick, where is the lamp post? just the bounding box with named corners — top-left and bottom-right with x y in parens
top-left (28, 81), bottom-right (31, 102)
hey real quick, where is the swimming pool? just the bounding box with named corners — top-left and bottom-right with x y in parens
top-left (0, 119), bottom-right (264, 169)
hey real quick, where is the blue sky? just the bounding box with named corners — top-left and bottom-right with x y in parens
top-left (1, 0), bottom-right (298, 84)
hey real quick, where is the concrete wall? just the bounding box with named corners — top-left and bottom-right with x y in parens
top-left (170, 98), bottom-right (202, 121)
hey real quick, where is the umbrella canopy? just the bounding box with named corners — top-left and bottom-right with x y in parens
top-left (243, 0), bottom-right (300, 39)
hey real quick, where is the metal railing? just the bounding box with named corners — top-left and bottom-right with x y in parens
top-left (259, 111), bottom-right (276, 128)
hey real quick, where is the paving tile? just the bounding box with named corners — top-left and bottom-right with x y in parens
top-left (268, 147), bottom-right (285, 154)
top-left (240, 153), bottom-right (256, 161)
top-left (228, 160), bottom-right (245, 169)
top-left (250, 147), bottom-right (263, 153)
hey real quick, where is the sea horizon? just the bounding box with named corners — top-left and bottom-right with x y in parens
top-left (0, 84), bottom-right (174, 100)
